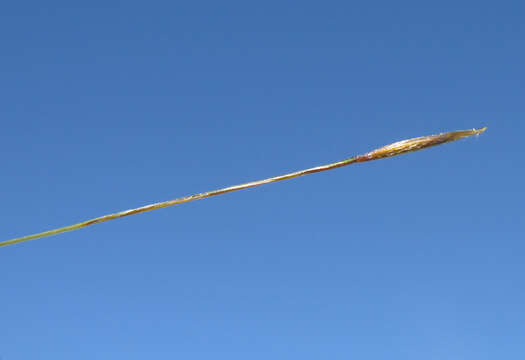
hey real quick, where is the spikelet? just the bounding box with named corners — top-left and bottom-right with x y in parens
top-left (357, 127), bottom-right (487, 162)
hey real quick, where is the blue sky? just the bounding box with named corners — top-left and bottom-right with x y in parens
top-left (1, 1), bottom-right (523, 359)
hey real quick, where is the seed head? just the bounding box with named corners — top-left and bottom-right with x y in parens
top-left (357, 127), bottom-right (487, 162)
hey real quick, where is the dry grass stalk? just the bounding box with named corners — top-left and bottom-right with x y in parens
top-left (1, 127), bottom-right (487, 248)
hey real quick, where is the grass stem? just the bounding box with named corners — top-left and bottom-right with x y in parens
top-left (1, 127), bottom-right (487, 248)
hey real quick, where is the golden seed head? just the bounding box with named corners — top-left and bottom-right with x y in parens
top-left (360, 127), bottom-right (487, 161)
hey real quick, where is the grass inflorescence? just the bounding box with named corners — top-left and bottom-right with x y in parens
top-left (1, 127), bottom-right (487, 248)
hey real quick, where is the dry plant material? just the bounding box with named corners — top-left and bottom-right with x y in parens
top-left (1, 127), bottom-right (487, 248)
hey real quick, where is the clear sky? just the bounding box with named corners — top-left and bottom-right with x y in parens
top-left (1, 1), bottom-right (523, 359)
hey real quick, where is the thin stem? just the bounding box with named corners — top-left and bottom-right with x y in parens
top-left (1, 127), bottom-right (487, 248)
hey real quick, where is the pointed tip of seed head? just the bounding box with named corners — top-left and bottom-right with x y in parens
top-left (475, 126), bottom-right (488, 134)
top-left (448, 126), bottom-right (487, 142)
top-left (451, 126), bottom-right (487, 140)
